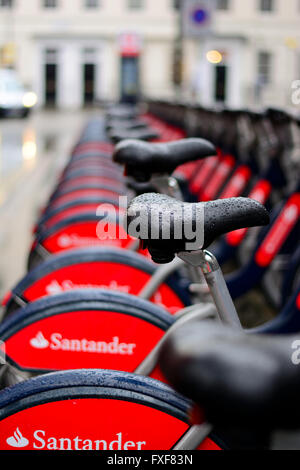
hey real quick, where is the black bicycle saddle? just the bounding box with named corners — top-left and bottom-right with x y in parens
top-left (113, 138), bottom-right (216, 182)
top-left (159, 320), bottom-right (300, 430)
top-left (106, 107), bottom-right (138, 121)
top-left (106, 120), bottom-right (148, 132)
top-left (109, 129), bottom-right (160, 145)
top-left (126, 193), bottom-right (269, 263)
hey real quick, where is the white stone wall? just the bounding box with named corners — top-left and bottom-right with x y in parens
top-left (199, 0), bottom-right (300, 108)
top-left (0, 0), bottom-right (178, 107)
top-left (0, 0), bottom-right (299, 109)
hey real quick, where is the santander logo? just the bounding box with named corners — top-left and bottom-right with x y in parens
top-left (30, 332), bottom-right (49, 349)
top-left (5, 430), bottom-right (146, 450)
top-left (6, 428), bottom-right (29, 448)
top-left (29, 332), bottom-right (136, 356)
top-left (45, 279), bottom-right (130, 295)
top-left (57, 234), bottom-right (122, 248)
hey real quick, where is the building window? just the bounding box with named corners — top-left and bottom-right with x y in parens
top-left (85, 0), bottom-right (99, 8)
top-left (45, 48), bottom-right (58, 63)
top-left (128, 0), bottom-right (143, 10)
top-left (43, 0), bottom-right (57, 8)
top-left (217, 0), bottom-right (230, 10)
top-left (0, 0), bottom-right (13, 7)
top-left (258, 51), bottom-right (272, 84)
top-left (259, 0), bottom-right (274, 12)
top-left (172, 0), bottom-right (181, 9)
top-left (83, 48), bottom-right (97, 62)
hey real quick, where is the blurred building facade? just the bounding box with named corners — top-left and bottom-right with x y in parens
top-left (182, 0), bottom-right (300, 109)
top-left (0, 0), bottom-right (299, 110)
top-left (0, 0), bottom-right (178, 108)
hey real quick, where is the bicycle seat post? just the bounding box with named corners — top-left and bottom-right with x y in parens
top-left (177, 249), bottom-right (243, 330)
top-left (150, 174), bottom-right (183, 200)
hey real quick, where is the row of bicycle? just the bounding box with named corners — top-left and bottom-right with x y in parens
top-left (0, 101), bottom-right (298, 450)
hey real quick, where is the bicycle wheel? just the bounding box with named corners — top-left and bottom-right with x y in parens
top-left (1, 289), bottom-right (173, 373)
top-left (4, 247), bottom-right (190, 316)
top-left (28, 212), bottom-right (134, 269)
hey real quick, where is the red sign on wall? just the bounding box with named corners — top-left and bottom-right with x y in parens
top-left (119, 33), bottom-right (142, 57)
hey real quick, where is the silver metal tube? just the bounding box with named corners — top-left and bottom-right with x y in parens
top-left (151, 175), bottom-right (183, 200)
top-left (36, 243), bottom-right (51, 259)
top-left (138, 257), bottom-right (185, 300)
top-left (173, 424), bottom-right (213, 450)
top-left (151, 175), bottom-right (174, 197)
top-left (174, 302), bottom-right (216, 320)
top-left (178, 250), bottom-right (243, 330)
top-left (167, 176), bottom-right (184, 200)
top-left (127, 238), bottom-right (140, 251)
top-left (201, 251), bottom-right (243, 330)
top-left (204, 266), bottom-right (242, 329)
top-left (134, 304), bottom-right (216, 376)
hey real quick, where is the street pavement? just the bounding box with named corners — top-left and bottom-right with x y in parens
top-left (0, 108), bottom-right (101, 304)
